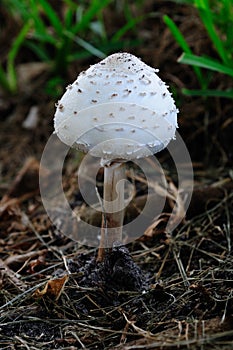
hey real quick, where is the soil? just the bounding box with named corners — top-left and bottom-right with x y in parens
top-left (0, 1), bottom-right (233, 349)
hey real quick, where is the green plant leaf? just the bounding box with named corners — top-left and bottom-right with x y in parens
top-left (25, 42), bottom-right (50, 61)
top-left (182, 88), bottom-right (233, 98)
top-left (0, 65), bottom-right (11, 92)
top-left (64, 31), bottom-right (106, 59)
top-left (72, 0), bottom-right (112, 34)
top-left (163, 15), bottom-right (192, 53)
top-left (64, 8), bottom-right (74, 29)
top-left (178, 53), bottom-right (233, 77)
top-left (38, 0), bottom-right (63, 35)
top-left (67, 39), bottom-right (140, 63)
top-left (4, 0), bottom-right (29, 20)
top-left (29, 0), bottom-right (47, 35)
top-left (163, 14), bottom-right (205, 87)
top-left (111, 16), bottom-right (144, 42)
top-left (7, 20), bottom-right (32, 93)
top-left (32, 32), bottom-right (57, 45)
top-left (194, 0), bottom-right (230, 65)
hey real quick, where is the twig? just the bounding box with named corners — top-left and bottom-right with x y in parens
top-left (173, 248), bottom-right (190, 288)
top-left (156, 247), bottom-right (170, 279)
top-left (123, 312), bottom-right (154, 339)
top-left (0, 281), bottom-right (45, 313)
top-left (221, 289), bottom-right (233, 324)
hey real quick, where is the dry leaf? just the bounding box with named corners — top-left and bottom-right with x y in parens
top-left (143, 215), bottom-right (168, 238)
top-left (33, 275), bottom-right (69, 301)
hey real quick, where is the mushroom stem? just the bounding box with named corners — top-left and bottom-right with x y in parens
top-left (97, 161), bottom-right (125, 261)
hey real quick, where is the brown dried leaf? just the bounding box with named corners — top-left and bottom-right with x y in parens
top-left (143, 215), bottom-right (168, 238)
top-left (33, 275), bottom-right (69, 301)
top-left (27, 255), bottom-right (46, 275)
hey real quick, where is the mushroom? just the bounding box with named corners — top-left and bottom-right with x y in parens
top-left (54, 52), bottom-right (178, 261)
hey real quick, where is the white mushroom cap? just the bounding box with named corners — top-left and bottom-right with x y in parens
top-left (54, 52), bottom-right (178, 163)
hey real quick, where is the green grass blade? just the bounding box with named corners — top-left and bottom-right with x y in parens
top-left (32, 32), bottom-right (57, 45)
top-left (163, 15), bottom-right (192, 53)
top-left (75, 38), bottom-right (106, 59)
top-left (5, 0), bottom-right (29, 20)
top-left (72, 0), bottom-right (112, 34)
top-left (67, 39), bottom-right (141, 62)
top-left (64, 8), bottom-right (74, 29)
top-left (38, 0), bottom-right (63, 35)
top-left (7, 21), bottom-right (31, 92)
top-left (223, 0), bottom-right (233, 48)
top-left (178, 53), bottom-right (233, 77)
top-left (182, 88), bottom-right (233, 98)
top-left (111, 16), bottom-right (144, 42)
top-left (29, 0), bottom-right (47, 35)
top-left (64, 31), bottom-right (106, 59)
top-left (25, 42), bottom-right (50, 62)
top-left (0, 65), bottom-right (11, 92)
top-left (63, 0), bottom-right (77, 6)
top-left (194, 0), bottom-right (229, 65)
top-left (219, 0), bottom-right (233, 56)
top-left (163, 14), bottom-right (205, 87)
